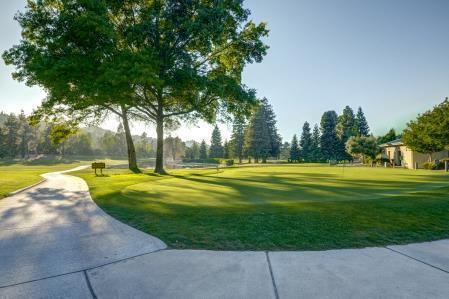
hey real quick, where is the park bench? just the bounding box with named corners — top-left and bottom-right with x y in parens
top-left (92, 162), bottom-right (106, 176)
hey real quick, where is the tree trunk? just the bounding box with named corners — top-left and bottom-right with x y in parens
top-left (238, 155), bottom-right (242, 164)
top-left (120, 105), bottom-right (139, 172)
top-left (155, 115), bottom-right (166, 174)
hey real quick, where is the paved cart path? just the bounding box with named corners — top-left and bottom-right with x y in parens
top-left (1, 167), bottom-right (449, 298)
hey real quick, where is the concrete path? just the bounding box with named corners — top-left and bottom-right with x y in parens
top-left (1, 168), bottom-right (449, 298)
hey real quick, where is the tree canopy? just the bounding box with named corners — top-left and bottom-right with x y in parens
top-left (4, 0), bottom-right (269, 174)
top-left (403, 98), bottom-right (449, 160)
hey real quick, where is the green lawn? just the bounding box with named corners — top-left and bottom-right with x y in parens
top-left (0, 157), bottom-right (127, 199)
top-left (74, 164), bottom-right (449, 250)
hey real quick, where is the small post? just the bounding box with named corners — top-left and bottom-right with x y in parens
top-left (445, 161), bottom-right (448, 172)
top-left (415, 162), bottom-right (419, 170)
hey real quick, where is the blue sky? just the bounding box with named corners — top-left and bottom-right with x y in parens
top-left (1, 0), bottom-right (449, 142)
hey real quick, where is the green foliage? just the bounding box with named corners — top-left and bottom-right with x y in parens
top-left (337, 106), bottom-right (356, 141)
top-left (279, 142), bottom-right (291, 160)
top-left (185, 141), bottom-right (200, 160)
top-left (289, 135), bottom-right (300, 162)
top-left (403, 99), bottom-right (449, 158)
top-left (223, 140), bottom-right (230, 159)
top-left (4, 0), bottom-right (269, 174)
top-left (199, 140), bottom-right (208, 160)
top-left (320, 111), bottom-right (339, 161)
top-left (230, 117), bottom-right (246, 163)
top-left (225, 159), bottom-right (234, 166)
top-left (245, 98), bottom-right (280, 163)
top-left (299, 121), bottom-right (312, 161)
top-left (346, 136), bottom-right (379, 163)
top-left (311, 124), bottom-right (323, 162)
top-left (422, 162), bottom-right (443, 170)
top-left (354, 107), bottom-right (370, 137)
top-left (378, 128), bottom-right (398, 145)
top-left (209, 125), bottom-right (224, 158)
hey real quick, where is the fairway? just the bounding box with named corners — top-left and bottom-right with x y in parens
top-left (76, 165), bottom-right (449, 250)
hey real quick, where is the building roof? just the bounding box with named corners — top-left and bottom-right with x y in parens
top-left (379, 138), bottom-right (404, 148)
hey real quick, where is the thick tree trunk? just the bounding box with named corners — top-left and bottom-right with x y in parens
top-left (155, 115), bottom-right (166, 174)
top-left (120, 105), bottom-right (139, 172)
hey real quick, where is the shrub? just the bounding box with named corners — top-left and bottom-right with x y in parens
top-left (422, 162), bottom-right (444, 170)
top-left (225, 159), bottom-right (234, 166)
top-left (182, 158), bottom-right (222, 164)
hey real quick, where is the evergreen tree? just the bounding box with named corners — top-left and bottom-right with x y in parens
top-left (230, 117), bottom-right (246, 163)
top-left (209, 125), bottom-right (224, 158)
top-left (4, 113), bottom-right (19, 158)
top-left (354, 107), bottom-right (370, 137)
top-left (289, 135), bottom-right (300, 163)
top-left (261, 98), bottom-right (281, 158)
top-left (191, 142), bottom-right (200, 160)
top-left (336, 106), bottom-right (356, 160)
top-left (223, 140), bottom-right (230, 159)
top-left (199, 140), bottom-right (208, 160)
top-left (299, 121), bottom-right (312, 161)
top-left (0, 126), bottom-right (6, 158)
top-left (337, 106), bottom-right (356, 140)
top-left (320, 111), bottom-right (339, 161)
top-left (311, 124), bottom-right (322, 162)
top-left (280, 142), bottom-right (291, 160)
top-left (246, 104), bottom-right (271, 163)
top-left (378, 128), bottom-right (397, 144)
top-left (18, 110), bottom-right (32, 158)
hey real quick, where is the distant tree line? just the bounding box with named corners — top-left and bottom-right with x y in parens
top-left (282, 106), bottom-right (370, 163)
top-left (184, 98), bottom-right (282, 164)
top-left (0, 111), bottom-right (187, 161)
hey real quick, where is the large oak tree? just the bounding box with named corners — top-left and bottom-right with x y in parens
top-left (4, 0), bottom-right (269, 174)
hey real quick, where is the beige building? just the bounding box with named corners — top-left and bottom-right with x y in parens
top-left (379, 139), bottom-right (449, 169)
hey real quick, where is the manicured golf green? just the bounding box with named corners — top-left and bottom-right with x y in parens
top-left (75, 164), bottom-right (449, 250)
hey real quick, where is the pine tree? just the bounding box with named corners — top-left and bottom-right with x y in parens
top-left (261, 98), bottom-right (281, 158)
top-left (320, 111), bottom-right (339, 161)
top-left (209, 125), bottom-right (224, 158)
top-left (378, 128), bottom-right (397, 144)
top-left (223, 140), bottom-right (230, 159)
top-left (199, 140), bottom-right (208, 160)
top-left (337, 106), bottom-right (356, 140)
top-left (0, 125), bottom-right (6, 158)
top-left (336, 106), bottom-right (356, 160)
top-left (4, 113), bottom-right (19, 158)
top-left (18, 110), bottom-right (32, 158)
top-left (246, 104), bottom-right (271, 163)
top-left (280, 142), bottom-right (290, 160)
top-left (299, 121), bottom-right (312, 162)
top-left (311, 124), bottom-right (322, 162)
top-left (289, 135), bottom-right (300, 163)
top-left (354, 107), bottom-right (370, 137)
top-left (230, 117), bottom-right (246, 163)
top-left (191, 141), bottom-right (200, 160)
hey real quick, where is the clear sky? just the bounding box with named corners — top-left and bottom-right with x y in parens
top-left (1, 0), bottom-right (449, 142)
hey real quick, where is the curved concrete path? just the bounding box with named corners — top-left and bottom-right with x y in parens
top-left (1, 167), bottom-right (449, 298)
